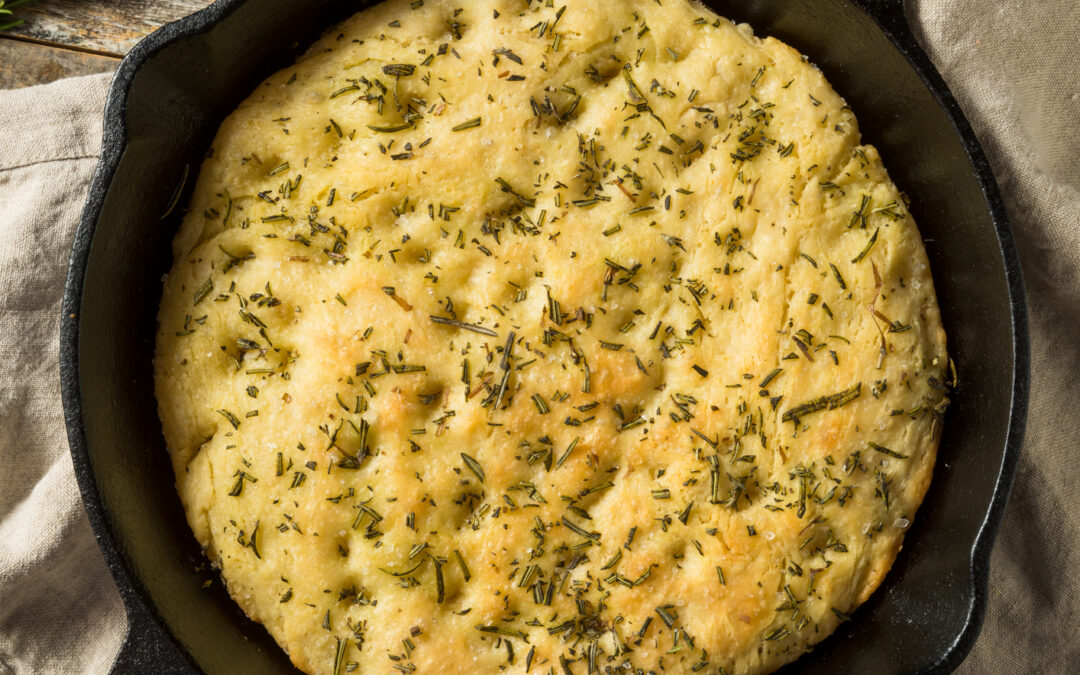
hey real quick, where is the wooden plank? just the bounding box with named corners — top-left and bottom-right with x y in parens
top-left (0, 37), bottom-right (118, 89)
top-left (3, 0), bottom-right (213, 56)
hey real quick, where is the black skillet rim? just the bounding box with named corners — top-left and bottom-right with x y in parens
top-left (59, 0), bottom-right (1030, 671)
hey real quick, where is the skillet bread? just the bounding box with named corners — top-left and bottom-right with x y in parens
top-left (154, 0), bottom-right (950, 672)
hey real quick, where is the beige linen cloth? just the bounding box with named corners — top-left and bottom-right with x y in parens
top-left (0, 0), bottom-right (1076, 672)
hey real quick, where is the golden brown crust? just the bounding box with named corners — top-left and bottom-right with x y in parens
top-left (154, 1), bottom-right (949, 673)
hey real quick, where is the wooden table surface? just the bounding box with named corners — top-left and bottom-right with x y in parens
top-left (0, 0), bottom-right (213, 89)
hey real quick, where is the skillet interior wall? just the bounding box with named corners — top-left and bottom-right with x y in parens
top-left (73, 0), bottom-right (1017, 672)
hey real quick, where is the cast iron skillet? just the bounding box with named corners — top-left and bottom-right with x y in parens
top-left (60, 0), bottom-right (1029, 672)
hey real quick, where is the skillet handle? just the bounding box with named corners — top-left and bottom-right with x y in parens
top-left (110, 597), bottom-right (194, 674)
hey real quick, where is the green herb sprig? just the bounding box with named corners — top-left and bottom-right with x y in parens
top-left (0, 0), bottom-right (37, 31)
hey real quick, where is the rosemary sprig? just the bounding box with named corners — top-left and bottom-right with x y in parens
top-left (0, 0), bottom-right (38, 32)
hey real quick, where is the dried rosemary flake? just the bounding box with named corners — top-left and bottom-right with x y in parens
top-left (851, 227), bottom-right (880, 263)
top-left (460, 452), bottom-right (485, 483)
top-left (430, 315), bottom-right (498, 337)
top-left (452, 117), bottom-right (482, 131)
top-left (869, 441), bottom-right (909, 459)
top-left (378, 559), bottom-right (425, 577)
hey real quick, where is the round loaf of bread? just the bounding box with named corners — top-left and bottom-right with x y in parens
top-left (155, 0), bottom-right (950, 672)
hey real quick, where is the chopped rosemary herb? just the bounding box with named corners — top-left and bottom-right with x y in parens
top-left (378, 559), bottom-right (425, 577)
top-left (429, 315), bottom-right (497, 337)
top-left (851, 227), bottom-right (880, 263)
top-left (452, 117), bottom-right (482, 131)
top-left (869, 441), bottom-right (908, 459)
top-left (460, 452), bottom-right (485, 483)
